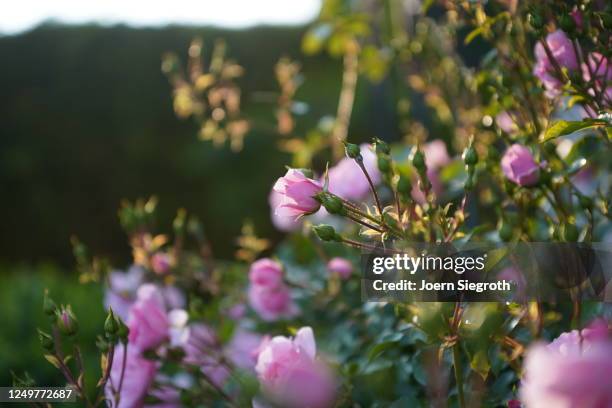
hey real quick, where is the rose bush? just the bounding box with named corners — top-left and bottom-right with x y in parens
top-left (29, 1), bottom-right (611, 407)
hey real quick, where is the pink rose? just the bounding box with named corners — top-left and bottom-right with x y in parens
top-left (128, 284), bottom-right (169, 352)
top-left (411, 140), bottom-right (451, 203)
top-left (249, 258), bottom-right (284, 288)
top-left (273, 169), bottom-right (323, 219)
top-left (533, 30), bottom-right (579, 98)
top-left (520, 322), bottom-right (612, 408)
top-left (255, 327), bottom-right (336, 408)
top-left (248, 258), bottom-right (298, 321)
top-left (105, 344), bottom-right (157, 408)
top-left (150, 252), bottom-right (172, 275)
top-left (327, 144), bottom-right (381, 200)
top-left (501, 144), bottom-right (541, 186)
top-left (248, 284), bottom-right (298, 322)
top-left (327, 257), bottom-right (353, 280)
top-left (269, 187), bottom-right (302, 232)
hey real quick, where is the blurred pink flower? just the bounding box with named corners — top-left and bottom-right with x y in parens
top-left (249, 258), bottom-right (284, 288)
top-left (248, 284), bottom-right (298, 322)
top-left (105, 266), bottom-right (184, 322)
top-left (226, 328), bottom-right (263, 371)
top-left (105, 266), bottom-right (145, 322)
top-left (570, 8), bottom-right (583, 29)
top-left (273, 169), bottom-right (323, 219)
top-left (255, 327), bottom-right (336, 408)
top-left (168, 313), bottom-right (229, 388)
top-left (248, 258), bottom-right (298, 321)
top-left (327, 143), bottom-right (381, 201)
top-left (520, 321), bottom-right (612, 408)
top-left (533, 30), bottom-right (579, 98)
top-left (501, 144), bottom-right (540, 186)
top-left (150, 252), bottom-right (172, 275)
top-left (128, 284), bottom-right (169, 352)
top-left (106, 344), bottom-right (157, 408)
top-left (327, 257), bottom-right (353, 280)
top-left (146, 384), bottom-right (181, 408)
top-left (411, 140), bottom-right (451, 203)
top-left (582, 52), bottom-right (612, 101)
top-left (496, 111), bottom-right (519, 134)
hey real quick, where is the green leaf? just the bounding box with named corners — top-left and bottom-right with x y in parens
top-left (470, 349), bottom-right (491, 380)
top-left (540, 120), bottom-right (607, 142)
top-left (367, 340), bottom-right (398, 362)
top-left (44, 354), bottom-right (62, 369)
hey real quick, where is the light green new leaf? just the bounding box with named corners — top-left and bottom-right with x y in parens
top-left (540, 120), bottom-right (607, 142)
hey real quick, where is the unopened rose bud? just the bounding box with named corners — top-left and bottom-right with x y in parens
top-left (561, 222), bottom-right (579, 242)
top-left (345, 143), bottom-right (362, 161)
top-left (318, 194), bottom-right (345, 215)
top-left (38, 329), bottom-right (54, 351)
top-left (104, 309), bottom-right (119, 335)
top-left (463, 145), bottom-right (478, 166)
top-left (56, 307), bottom-right (78, 336)
top-left (377, 156), bottom-right (392, 173)
top-left (397, 174), bottom-right (412, 197)
top-left (411, 148), bottom-right (427, 174)
top-left (43, 291), bottom-right (57, 316)
top-left (313, 224), bottom-right (341, 242)
top-left (373, 138), bottom-right (390, 155)
top-left (117, 318), bottom-right (129, 343)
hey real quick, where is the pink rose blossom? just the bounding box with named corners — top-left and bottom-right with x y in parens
top-left (501, 144), bottom-right (541, 186)
top-left (520, 322), bottom-right (612, 408)
top-left (533, 30), bottom-right (579, 98)
top-left (128, 284), bottom-right (169, 352)
top-left (255, 327), bottom-right (336, 408)
top-left (248, 258), bottom-right (298, 321)
top-left (273, 169), bottom-right (323, 219)
top-left (327, 143), bottom-right (381, 200)
top-left (105, 344), bottom-right (157, 408)
top-left (327, 257), bottom-right (353, 280)
top-left (269, 187), bottom-right (302, 232)
top-left (248, 284), bottom-right (298, 321)
top-left (249, 258), bottom-right (284, 288)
